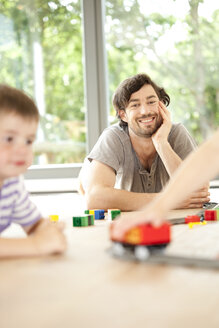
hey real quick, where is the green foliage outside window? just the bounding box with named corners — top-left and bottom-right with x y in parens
top-left (106, 0), bottom-right (219, 142)
top-left (0, 0), bottom-right (218, 165)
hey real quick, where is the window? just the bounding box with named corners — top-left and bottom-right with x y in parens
top-left (105, 0), bottom-right (219, 143)
top-left (1, 0), bottom-right (218, 178)
top-left (0, 0), bottom-right (86, 164)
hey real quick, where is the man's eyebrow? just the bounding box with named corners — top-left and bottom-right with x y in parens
top-left (129, 98), bottom-right (139, 103)
top-left (146, 95), bottom-right (157, 100)
top-left (129, 95), bottom-right (157, 103)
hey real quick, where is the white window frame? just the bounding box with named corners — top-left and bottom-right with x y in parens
top-left (25, 0), bottom-right (109, 190)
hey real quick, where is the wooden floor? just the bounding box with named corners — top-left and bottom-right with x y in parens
top-left (1, 189), bottom-right (219, 328)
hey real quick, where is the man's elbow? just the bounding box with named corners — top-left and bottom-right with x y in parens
top-left (77, 178), bottom-right (85, 195)
top-left (85, 186), bottom-right (108, 210)
top-left (85, 189), bottom-right (101, 209)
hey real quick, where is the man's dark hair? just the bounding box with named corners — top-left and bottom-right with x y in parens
top-left (0, 84), bottom-right (39, 121)
top-left (112, 73), bottom-right (170, 128)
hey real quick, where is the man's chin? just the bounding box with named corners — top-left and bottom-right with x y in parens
top-left (140, 127), bottom-right (158, 138)
top-left (139, 122), bottom-right (161, 137)
top-left (144, 123), bottom-right (162, 138)
top-left (141, 132), bottom-right (153, 138)
top-left (130, 124), bottom-right (159, 138)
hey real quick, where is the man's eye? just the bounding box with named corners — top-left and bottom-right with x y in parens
top-left (148, 101), bottom-right (157, 105)
top-left (26, 139), bottom-right (34, 145)
top-left (131, 103), bottom-right (139, 108)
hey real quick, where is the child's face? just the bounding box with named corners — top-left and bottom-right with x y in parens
top-left (0, 112), bottom-right (38, 184)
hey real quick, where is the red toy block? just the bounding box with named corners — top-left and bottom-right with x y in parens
top-left (204, 210), bottom-right (217, 221)
top-left (124, 223), bottom-right (171, 246)
top-left (185, 215), bottom-right (201, 224)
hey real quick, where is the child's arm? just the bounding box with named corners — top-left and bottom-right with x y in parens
top-left (151, 129), bottom-right (219, 216)
top-left (0, 219), bottom-right (66, 258)
top-left (111, 129), bottom-right (219, 239)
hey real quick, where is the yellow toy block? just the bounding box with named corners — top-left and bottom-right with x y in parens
top-left (49, 215), bottom-right (59, 222)
top-left (188, 221), bottom-right (207, 229)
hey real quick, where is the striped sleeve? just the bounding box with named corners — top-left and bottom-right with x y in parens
top-left (11, 177), bottom-right (41, 227)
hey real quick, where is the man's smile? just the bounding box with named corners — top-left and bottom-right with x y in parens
top-left (138, 116), bottom-right (156, 125)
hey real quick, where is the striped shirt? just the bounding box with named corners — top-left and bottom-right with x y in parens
top-left (0, 177), bottom-right (41, 233)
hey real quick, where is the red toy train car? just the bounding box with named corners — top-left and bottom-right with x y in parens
top-left (110, 222), bottom-right (171, 246)
top-left (110, 222), bottom-right (171, 261)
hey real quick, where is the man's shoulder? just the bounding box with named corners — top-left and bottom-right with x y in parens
top-left (102, 123), bottom-right (129, 138)
top-left (168, 123), bottom-right (196, 150)
top-left (169, 123), bottom-right (191, 137)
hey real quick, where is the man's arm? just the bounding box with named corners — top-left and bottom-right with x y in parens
top-left (85, 160), bottom-right (156, 211)
top-left (111, 129), bottom-right (219, 239)
top-left (86, 159), bottom-right (209, 211)
top-left (0, 219), bottom-right (66, 258)
top-left (152, 102), bottom-right (209, 207)
top-left (152, 102), bottom-right (186, 176)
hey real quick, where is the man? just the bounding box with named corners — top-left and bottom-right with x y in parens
top-left (78, 73), bottom-right (209, 210)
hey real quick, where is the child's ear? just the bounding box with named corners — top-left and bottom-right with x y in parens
top-left (118, 109), bottom-right (128, 123)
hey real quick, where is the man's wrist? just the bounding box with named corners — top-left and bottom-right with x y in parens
top-left (155, 140), bottom-right (170, 153)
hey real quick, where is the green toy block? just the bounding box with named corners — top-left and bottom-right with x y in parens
top-left (108, 209), bottom-right (121, 220)
top-left (81, 216), bottom-right (89, 226)
top-left (73, 216), bottom-right (80, 226)
top-left (88, 214), bottom-right (94, 226)
top-left (111, 210), bottom-right (121, 220)
top-left (73, 216), bottom-right (88, 227)
top-left (73, 214), bottom-right (94, 227)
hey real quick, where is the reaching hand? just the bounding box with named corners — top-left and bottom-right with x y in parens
top-left (177, 185), bottom-right (210, 209)
top-left (111, 206), bottom-right (166, 242)
top-left (152, 101), bottom-right (172, 150)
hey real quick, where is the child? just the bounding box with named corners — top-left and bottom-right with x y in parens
top-left (111, 129), bottom-right (219, 240)
top-left (0, 84), bottom-right (66, 257)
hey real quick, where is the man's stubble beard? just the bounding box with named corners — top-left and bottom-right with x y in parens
top-left (130, 116), bottom-right (163, 139)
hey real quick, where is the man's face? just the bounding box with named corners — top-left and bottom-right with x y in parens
top-left (0, 112), bottom-right (38, 185)
top-left (119, 84), bottom-right (163, 138)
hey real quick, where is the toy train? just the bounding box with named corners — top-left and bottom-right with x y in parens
top-left (110, 222), bottom-right (171, 261)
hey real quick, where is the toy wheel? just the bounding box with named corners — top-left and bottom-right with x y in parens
top-left (112, 242), bottom-right (126, 257)
top-left (134, 246), bottom-right (150, 261)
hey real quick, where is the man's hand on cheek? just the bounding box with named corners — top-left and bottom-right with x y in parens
top-left (152, 101), bottom-right (172, 149)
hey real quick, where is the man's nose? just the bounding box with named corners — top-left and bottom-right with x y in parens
top-left (139, 103), bottom-right (149, 114)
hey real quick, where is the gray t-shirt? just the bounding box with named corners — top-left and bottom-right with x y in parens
top-left (81, 123), bottom-right (196, 193)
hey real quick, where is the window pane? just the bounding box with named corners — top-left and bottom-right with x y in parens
top-left (105, 0), bottom-right (219, 142)
top-left (0, 0), bottom-right (86, 164)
